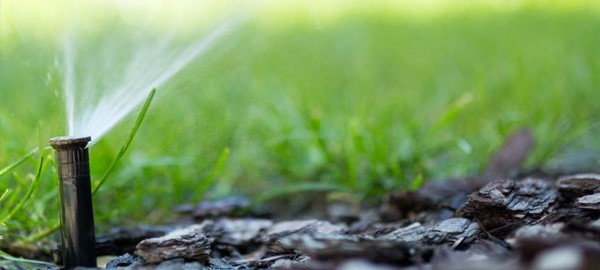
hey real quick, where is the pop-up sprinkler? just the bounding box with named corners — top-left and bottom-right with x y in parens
top-left (49, 136), bottom-right (97, 269)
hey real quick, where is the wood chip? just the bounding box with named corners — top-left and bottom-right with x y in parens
top-left (377, 222), bottom-right (425, 243)
top-left (134, 224), bottom-right (213, 263)
top-left (458, 178), bottom-right (557, 235)
top-left (575, 193), bottom-right (600, 210)
top-left (424, 218), bottom-right (480, 247)
top-left (557, 174), bottom-right (600, 199)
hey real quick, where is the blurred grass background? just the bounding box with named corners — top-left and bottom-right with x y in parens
top-left (1, 0), bottom-right (600, 241)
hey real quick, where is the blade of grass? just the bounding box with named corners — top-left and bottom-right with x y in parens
top-left (194, 147), bottom-right (230, 200)
top-left (28, 88), bottom-right (156, 242)
top-left (0, 148), bottom-right (48, 224)
top-left (0, 189), bottom-right (11, 226)
top-left (0, 250), bottom-right (57, 267)
top-left (0, 147), bottom-right (39, 178)
top-left (26, 220), bottom-right (59, 242)
top-left (0, 189), bottom-right (10, 203)
top-left (92, 88), bottom-right (156, 195)
top-left (425, 92), bottom-right (474, 140)
top-left (0, 187), bottom-right (22, 219)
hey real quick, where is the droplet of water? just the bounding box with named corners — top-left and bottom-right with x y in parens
top-left (457, 139), bottom-right (472, 154)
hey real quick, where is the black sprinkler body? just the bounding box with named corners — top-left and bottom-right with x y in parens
top-left (49, 136), bottom-right (97, 269)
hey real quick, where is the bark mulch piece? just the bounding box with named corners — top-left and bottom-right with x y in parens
top-left (105, 253), bottom-right (143, 268)
top-left (134, 224), bottom-right (213, 264)
top-left (557, 174), bottom-right (600, 199)
top-left (423, 218), bottom-right (480, 247)
top-left (458, 177), bottom-right (559, 236)
top-left (576, 193), bottom-right (600, 210)
top-left (280, 234), bottom-right (433, 266)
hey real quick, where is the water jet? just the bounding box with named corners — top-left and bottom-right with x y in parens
top-left (49, 136), bottom-right (96, 269)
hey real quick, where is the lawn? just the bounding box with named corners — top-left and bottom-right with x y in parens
top-left (1, 0), bottom-right (599, 242)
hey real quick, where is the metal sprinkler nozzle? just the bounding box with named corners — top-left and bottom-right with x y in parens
top-left (49, 136), bottom-right (97, 269)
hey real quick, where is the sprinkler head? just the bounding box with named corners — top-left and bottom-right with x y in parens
top-left (49, 136), bottom-right (96, 269)
top-left (49, 136), bottom-right (91, 149)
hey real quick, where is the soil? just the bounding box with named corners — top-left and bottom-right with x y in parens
top-left (1, 129), bottom-right (599, 270)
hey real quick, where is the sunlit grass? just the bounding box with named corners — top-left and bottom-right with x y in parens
top-left (2, 0), bottom-right (600, 45)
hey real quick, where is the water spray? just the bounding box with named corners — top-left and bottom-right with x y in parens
top-left (49, 136), bottom-right (96, 269)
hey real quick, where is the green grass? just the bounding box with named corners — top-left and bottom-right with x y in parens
top-left (1, 1), bottom-right (600, 243)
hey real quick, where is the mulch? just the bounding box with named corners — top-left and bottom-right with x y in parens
top-left (1, 128), bottom-right (599, 270)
